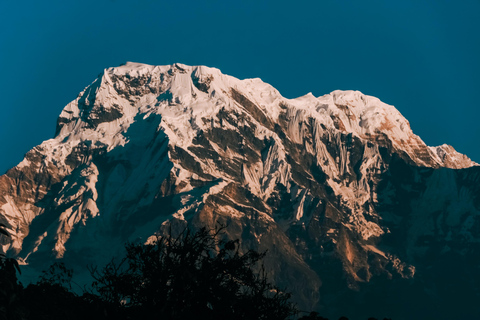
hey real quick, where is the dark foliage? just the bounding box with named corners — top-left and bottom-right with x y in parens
top-left (0, 223), bottom-right (387, 320)
top-left (0, 258), bottom-right (23, 320)
top-left (89, 227), bottom-right (297, 319)
top-left (22, 262), bottom-right (100, 320)
top-left (0, 223), bottom-right (24, 320)
top-left (0, 226), bottom-right (302, 319)
top-left (298, 311), bottom-right (330, 319)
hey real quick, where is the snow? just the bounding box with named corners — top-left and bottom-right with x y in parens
top-left (49, 62), bottom-right (476, 176)
top-left (1, 61), bottom-right (477, 267)
top-left (364, 245), bottom-right (387, 259)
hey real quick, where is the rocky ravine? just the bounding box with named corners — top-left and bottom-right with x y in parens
top-left (1, 62), bottom-right (479, 319)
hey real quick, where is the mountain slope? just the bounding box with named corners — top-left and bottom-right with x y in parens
top-left (1, 62), bottom-right (479, 318)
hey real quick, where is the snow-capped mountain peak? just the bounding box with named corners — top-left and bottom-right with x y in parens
top-left (55, 62), bottom-right (475, 170)
top-left (1, 62), bottom-right (479, 318)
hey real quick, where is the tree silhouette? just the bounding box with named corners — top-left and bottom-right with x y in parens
top-left (89, 226), bottom-right (297, 319)
top-left (0, 222), bottom-right (395, 319)
top-left (0, 223), bottom-right (24, 320)
top-left (298, 311), bottom-right (330, 319)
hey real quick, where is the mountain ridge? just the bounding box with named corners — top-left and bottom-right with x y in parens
top-left (1, 62), bottom-right (480, 318)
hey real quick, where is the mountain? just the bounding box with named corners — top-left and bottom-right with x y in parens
top-left (1, 62), bottom-right (480, 319)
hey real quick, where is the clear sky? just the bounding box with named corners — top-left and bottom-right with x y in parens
top-left (1, 0), bottom-right (479, 173)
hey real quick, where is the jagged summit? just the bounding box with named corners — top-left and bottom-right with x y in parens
top-left (55, 62), bottom-right (475, 170)
top-left (1, 62), bottom-right (480, 318)
top-left (5, 61), bottom-right (476, 256)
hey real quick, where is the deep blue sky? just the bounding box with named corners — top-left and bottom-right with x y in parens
top-left (1, 1), bottom-right (479, 173)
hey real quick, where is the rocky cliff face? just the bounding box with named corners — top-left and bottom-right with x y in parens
top-left (1, 62), bottom-right (479, 319)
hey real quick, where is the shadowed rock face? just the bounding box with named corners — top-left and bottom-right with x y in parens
top-left (1, 62), bottom-right (479, 318)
